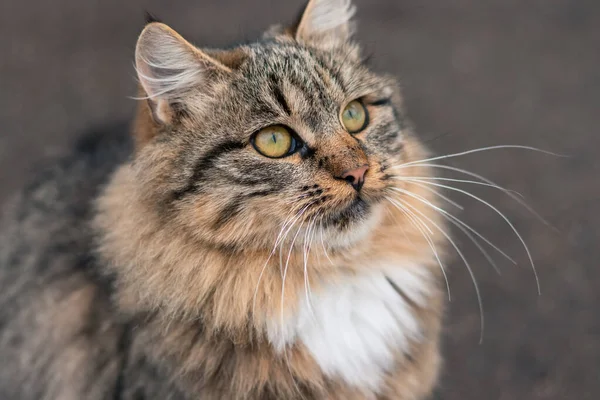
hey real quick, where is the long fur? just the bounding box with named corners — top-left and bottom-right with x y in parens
top-left (0, 1), bottom-right (447, 399)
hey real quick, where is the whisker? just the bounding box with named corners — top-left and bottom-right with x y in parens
top-left (277, 203), bottom-right (316, 278)
top-left (252, 202), bottom-right (314, 319)
top-left (302, 215), bottom-right (318, 318)
top-left (252, 211), bottom-right (296, 318)
top-left (394, 196), bottom-right (485, 343)
top-left (384, 199), bottom-right (417, 246)
top-left (387, 193), bottom-right (434, 236)
top-left (385, 196), bottom-right (451, 301)
top-left (391, 145), bottom-right (565, 168)
top-left (396, 176), bottom-right (523, 197)
top-left (405, 181), bottom-right (464, 210)
top-left (386, 196), bottom-right (434, 244)
top-left (396, 163), bottom-right (554, 229)
top-left (395, 199), bottom-right (434, 236)
top-left (281, 220), bottom-right (305, 337)
top-left (391, 185), bottom-right (517, 266)
top-left (319, 222), bottom-right (335, 266)
top-left (307, 213), bottom-right (323, 323)
top-left (391, 188), bottom-right (504, 275)
top-left (281, 220), bottom-right (306, 398)
top-left (403, 180), bottom-right (541, 295)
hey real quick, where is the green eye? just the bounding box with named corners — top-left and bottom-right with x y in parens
top-left (252, 125), bottom-right (295, 158)
top-left (341, 100), bottom-right (368, 133)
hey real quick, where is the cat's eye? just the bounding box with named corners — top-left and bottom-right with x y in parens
top-left (252, 125), bottom-right (296, 158)
top-left (341, 100), bottom-right (368, 133)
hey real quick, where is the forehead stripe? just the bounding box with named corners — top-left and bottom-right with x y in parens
top-left (272, 84), bottom-right (291, 116)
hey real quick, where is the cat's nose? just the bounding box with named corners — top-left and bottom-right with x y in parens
top-left (339, 165), bottom-right (369, 192)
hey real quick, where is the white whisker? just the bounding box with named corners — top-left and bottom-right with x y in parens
top-left (385, 196), bottom-right (451, 301)
top-left (384, 199), bottom-right (417, 246)
top-left (396, 176), bottom-right (523, 197)
top-left (391, 145), bottom-right (565, 168)
top-left (391, 185), bottom-right (517, 266)
top-left (281, 220), bottom-right (305, 338)
top-left (252, 211), bottom-right (296, 318)
top-left (302, 215), bottom-right (318, 318)
top-left (396, 163), bottom-right (554, 229)
top-left (319, 222), bottom-right (335, 266)
top-left (276, 203), bottom-right (315, 277)
top-left (252, 202), bottom-right (314, 319)
top-left (281, 220), bottom-right (306, 399)
top-left (406, 181), bottom-right (464, 210)
top-left (394, 196), bottom-right (485, 343)
top-left (391, 188), bottom-right (504, 275)
top-left (402, 180), bottom-right (540, 295)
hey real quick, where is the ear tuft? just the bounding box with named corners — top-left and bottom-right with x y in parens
top-left (136, 23), bottom-right (205, 102)
top-left (295, 0), bottom-right (356, 48)
top-left (134, 23), bottom-right (233, 124)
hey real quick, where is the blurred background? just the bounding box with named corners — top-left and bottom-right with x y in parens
top-left (0, 0), bottom-right (598, 398)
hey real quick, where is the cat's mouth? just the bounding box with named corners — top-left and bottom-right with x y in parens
top-left (321, 196), bottom-right (371, 228)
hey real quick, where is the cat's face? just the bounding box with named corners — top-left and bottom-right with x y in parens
top-left (131, 1), bottom-right (429, 251)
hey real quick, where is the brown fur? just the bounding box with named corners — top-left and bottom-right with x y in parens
top-left (95, 135), bottom-right (445, 399)
top-left (0, 1), bottom-right (448, 399)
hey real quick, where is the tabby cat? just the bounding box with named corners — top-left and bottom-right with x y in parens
top-left (0, 0), bottom-right (447, 398)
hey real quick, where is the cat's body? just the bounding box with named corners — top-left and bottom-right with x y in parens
top-left (0, 1), bottom-right (446, 399)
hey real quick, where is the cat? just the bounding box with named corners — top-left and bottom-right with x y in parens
top-left (0, 0), bottom-right (448, 399)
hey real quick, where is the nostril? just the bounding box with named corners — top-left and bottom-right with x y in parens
top-left (352, 180), bottom-right (364, 192)
top-left (339, 165), bottom-right (369, 191)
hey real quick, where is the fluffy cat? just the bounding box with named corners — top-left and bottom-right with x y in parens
top-left (0, 0), bottom-right (447, 398)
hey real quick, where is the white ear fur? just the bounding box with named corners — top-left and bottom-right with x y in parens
top-left (296, 0), bottom-right (356, 47)
top-left (135, 23), bottom-right (229, 122)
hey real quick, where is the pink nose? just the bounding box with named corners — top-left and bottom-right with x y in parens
top-left (340, 165), bottom-right (369, 192)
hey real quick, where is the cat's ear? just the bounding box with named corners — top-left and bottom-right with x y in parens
top-left (135, 22), bottom-right (231, 124)
top-left (294, 0), bottom-right (357, 49)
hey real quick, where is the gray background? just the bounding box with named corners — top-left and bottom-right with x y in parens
top-left (1, 0), bottom-right (598, 398)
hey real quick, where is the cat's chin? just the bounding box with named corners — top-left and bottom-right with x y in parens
top-left (320, 199), bottom-right (385, 249)
top-left (324, 197), bottom-right (370, 226)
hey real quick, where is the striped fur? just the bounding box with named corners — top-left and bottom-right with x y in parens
top-left (0, 1), bottom-right (447, 399)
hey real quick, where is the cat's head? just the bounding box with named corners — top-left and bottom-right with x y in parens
top-left (129, 0), bottom-right (430, 251)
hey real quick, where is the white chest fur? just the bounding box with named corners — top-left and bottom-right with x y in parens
top-left (266, 263), bottom-right (432, 392)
